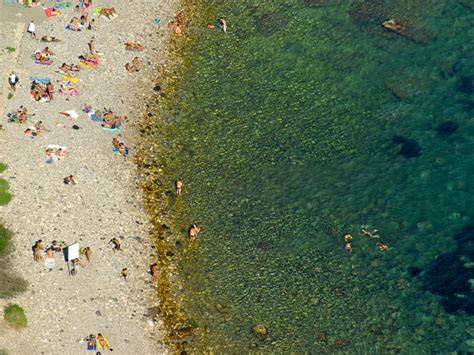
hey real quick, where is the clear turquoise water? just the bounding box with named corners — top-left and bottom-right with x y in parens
top-left (151, 0), bottom-right (474, 352)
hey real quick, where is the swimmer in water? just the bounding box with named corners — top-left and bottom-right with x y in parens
top-left (175, 178), bottom-right (183, 196)
top-left (377, 243), bottom-right (389, 251)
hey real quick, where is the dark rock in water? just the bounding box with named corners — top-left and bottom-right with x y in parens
top-left (334, 338), bottom-right (350, 348)
top-left (392, 135), bottom-right (421, 158)
top-left (408, 266), bottom-right (422, 277)
top-left (422, 224), bottom-right (474, 314)
top-left (153, 85), bottom-right (161, 92)
top-left (153, 178), bottom-right (162, 186)
top-left (166, 251), bottom-right (174, 257)
top-left (458, 76), bottom-right (473, 95)
top-left (437, 121), bottom-right (459, 137)
top-left (255, 12), bottom-right (287, 36)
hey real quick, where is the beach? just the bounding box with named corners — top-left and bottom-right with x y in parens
top-left (0, 0), bottom-right (177, 353)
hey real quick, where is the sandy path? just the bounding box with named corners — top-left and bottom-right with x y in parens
top-left (0, 0), bottom-right (176, 353)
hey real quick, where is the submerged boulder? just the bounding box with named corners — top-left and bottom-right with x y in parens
top-left (392, 135), bottom-right (421, 158)
top-left (255, 12), bottom-right (287, 36)
top-left (437, 121), bottom-right (459, 137)
top-left (252, 324), bottom-right (268, 337)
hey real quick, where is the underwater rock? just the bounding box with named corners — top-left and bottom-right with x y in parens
top-left (255, 13), bottom-right (287, 36)
top-left (153, 84), bottom-right (161, 92)
top-left (315, 330), bottom-right (328, 342)
top-left (252, 324), bottom-right (268, 337)
top-left (423, 225), bottom-right (474, 314)
top-left (392, 135), bottom-right (421, 158)
top-left (437, 121), bottom-right (459, 137)
top-left (458, 77), bottom-right (473, 95)
top-left (456, 339), bottom-right (474, 355)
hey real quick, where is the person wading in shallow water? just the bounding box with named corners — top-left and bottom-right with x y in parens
top-left (175, 178), bottom-right (183, 196)
top-left (188, 224), bottom-right (200, 242)
top-left (150, 263), bottom-right (158, 282)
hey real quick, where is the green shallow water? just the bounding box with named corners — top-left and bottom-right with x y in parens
top-left (150, 0), bottom-right (474, 352)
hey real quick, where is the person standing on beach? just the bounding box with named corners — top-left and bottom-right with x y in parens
top-left (27, 21), bottom-right (36, 39)
top-left (88, 38), bottom-right (96, 56)
top-left (8, 72), bottom-right (19, 91)
top-left (110, 237), bottom-right (124, 255)
top-left (121, 268), bottom-right (128, 281)
top-left (46, 81), bottom-right (54, 100)
top-left (175, 178), bottom-right (183, 196)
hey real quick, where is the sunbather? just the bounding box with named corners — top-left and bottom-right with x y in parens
top-left (124, 41), bottom-right (144, 51)
top-left (125, 57), bottom-right (142, 73)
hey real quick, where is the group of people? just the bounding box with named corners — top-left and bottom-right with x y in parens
top-left (30, 80), bottom-right (54, 102)
top-left (32, 47), bottom-right (54, 65)
top-left (343, 228), bottom-right (390, 253)
top-left (6, 105), bottom-right (29, 124)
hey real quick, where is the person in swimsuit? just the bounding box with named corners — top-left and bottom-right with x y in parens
top-left (110, 237), bottom-right (123, 254)
top-left (175, 178), bottom-right (183, 195)
top-left (188, 224), bottom-right (200, 242)
top-left (150, 263), bottom-right (158, 282)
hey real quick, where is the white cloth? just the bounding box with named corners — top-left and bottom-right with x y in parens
top-left (8, 74), bottom-right (17, 84)
top-left (27, 22), bottom-right (35, 33)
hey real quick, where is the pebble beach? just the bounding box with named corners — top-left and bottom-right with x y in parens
top-left (0, 0), bottom-right (177, 353)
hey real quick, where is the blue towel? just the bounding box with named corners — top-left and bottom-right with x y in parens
top-left (30, 77), bottom-right (50, 83)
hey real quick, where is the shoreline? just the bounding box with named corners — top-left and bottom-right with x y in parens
top-left (0, 0), bottom-right (178, 353)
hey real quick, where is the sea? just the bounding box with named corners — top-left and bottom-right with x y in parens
top-left (143, 0), bottom-right (474, 352)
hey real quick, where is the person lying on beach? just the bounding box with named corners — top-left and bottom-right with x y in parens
top-left (41, 47), bottom-right (55, 56)
top-left (112, 137), bottom-right (129, 156)
top-left (125, 57), bottom-right (143, 73)
top-left (34, 120), bottom-right (48, 134)
top-left (63, 175), bottom-right (77, 185)
top-left (59, 63), bottom-right (81, 76)
top-left (58, 82), bottom-right (79, 96)
top-left (102, 110), bottom-right (127, 129)
top-left (150, 263), bottom-right (158, 282)
top-left (188, 224), bottom-right (200, 242)
top-left (110, 237), bottom-right (124, 254)
top-left (124, 41), bottom-right (144, 51)
top-left (121, 268), bottom-right (128, 281)
top-left (97, 333), bottom-right (112, 351)
top-left (33, 51), bottom-right (51, 64)
top-left (41, 35), bottom-right (61, 43)
top-left (100, 7), bottom-right (118, 20)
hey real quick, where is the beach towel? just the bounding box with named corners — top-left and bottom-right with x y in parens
top-left (33, 58), bottom-right (52, 65)
top-left (66, 24), bottom-right (82, 32)
top-left (44, 7), bottom-right (60, 17)
top-left (54, 2), bottom-right (72, 9)
top-left (30, 77), bottom-right (51, 83)
top-left (58, 89), bottom-right (80, 97)
top-left (59, 110), bottom-right (79, 119)
top-left (112, 146), bottom-right (129, 156)
top-left (103, 127), bottom-right (120, 132)
top-left (97, 335), bottom-right (111, 350)
top-left (88, 111), bottom-right (102, 122)
top-left (91, 7), bottom-right (102, 15)
top-left (63, 75), bottom-right (80, 83)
